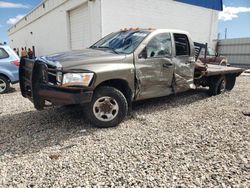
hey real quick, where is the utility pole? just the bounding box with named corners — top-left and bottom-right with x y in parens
top-left (217, 33), bottom-right (220, 40)
top-left (225, 28), bottom-right (227, 39)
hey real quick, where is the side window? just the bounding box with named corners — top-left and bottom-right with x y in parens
top-left (200, 48), bottom-right (205, 56)
top-left (146, 33), bottom-right (172, 58)
top-left (0, 48), bottom-right (9, 59)
top-left (174, 34), bottom-right (190, 56)
top-left (207, 48), bottom-right (215, 56)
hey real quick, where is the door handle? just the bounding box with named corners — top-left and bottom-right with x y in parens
top-left (163, 63), bottom-right (172, 68)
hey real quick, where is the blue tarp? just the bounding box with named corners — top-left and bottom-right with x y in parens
top-left (176, 0), bottom-right (223, 11)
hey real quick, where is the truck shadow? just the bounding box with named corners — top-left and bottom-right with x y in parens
top-left (1, 87), bottom-right (17, 95)
top-left (132, 88), bottom-right (209, 113)
top-left (0, 88), bottom-right (210, 156)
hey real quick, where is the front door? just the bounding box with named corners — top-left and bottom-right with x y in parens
top-left (172, 33), bottom-right (195, 92)
top-left (135, 33), bottom-right (174, 100)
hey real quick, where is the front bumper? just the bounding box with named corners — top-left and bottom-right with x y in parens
top-left (38, 84), bottom-right (93, 106)
top-left (19, 58), bottom-right (93, 110)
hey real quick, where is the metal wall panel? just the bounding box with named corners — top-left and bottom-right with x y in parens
top-left (217, 38), bottom-right (250, 67)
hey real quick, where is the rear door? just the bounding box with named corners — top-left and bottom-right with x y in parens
top-left (172, 33), bottom-right (195, 92)
top-left (135, 32), bottom-right (174, 100)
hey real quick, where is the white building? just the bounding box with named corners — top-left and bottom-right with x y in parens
top-left (8, 0), bottom-right (222, 56)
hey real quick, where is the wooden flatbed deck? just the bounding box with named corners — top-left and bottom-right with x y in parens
top-left (205, 64), bottom-right (245, 76)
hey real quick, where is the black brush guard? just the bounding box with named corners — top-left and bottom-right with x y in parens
top-left (19, 58), bottom-right (93, 110)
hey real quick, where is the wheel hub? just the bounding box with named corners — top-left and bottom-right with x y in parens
top-left (220, 79), bottom-right (226, 92)
top-left (93, 96), bottom-right (119, 122)
top-left (100, 101), bottom-right (113, 113)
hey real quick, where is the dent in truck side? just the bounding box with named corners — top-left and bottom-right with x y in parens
top-left (134, 30), bottom-right (195, 100)
top-left (172, 33), bottom-right (196, 93)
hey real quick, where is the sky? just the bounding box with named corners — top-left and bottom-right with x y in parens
top-left (0, 0), bottom-right (41, 44)
top-left (0, 0), bottom-right (250, 44)
top-left (218, 0), bottom-right (250, 39)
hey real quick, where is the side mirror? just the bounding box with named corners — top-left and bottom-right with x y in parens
top-left (139, 48), bottom-right (147, 59)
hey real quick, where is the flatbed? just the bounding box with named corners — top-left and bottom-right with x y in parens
top-left (205, 64), bottom-right (244, 76)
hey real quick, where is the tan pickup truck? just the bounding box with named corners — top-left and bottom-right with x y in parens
top-left (19, 29), bottom-right (244, 128)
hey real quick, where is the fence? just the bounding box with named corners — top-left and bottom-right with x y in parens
top-left (217, 38), bottom-right (250, 68)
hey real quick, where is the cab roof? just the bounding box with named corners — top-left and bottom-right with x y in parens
top-left (119, 28), bottom-right (190, 35)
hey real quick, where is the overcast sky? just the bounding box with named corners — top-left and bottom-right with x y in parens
top-left (0, 0), bottom-right (250, 44)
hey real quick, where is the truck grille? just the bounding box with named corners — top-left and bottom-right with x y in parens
top-left (47, 68), bottom-right (57, 85)
top-left (38, 62), bottom-right (60, 86)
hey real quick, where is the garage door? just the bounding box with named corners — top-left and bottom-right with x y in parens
top-left (69, 3), bottom-right (90, 50)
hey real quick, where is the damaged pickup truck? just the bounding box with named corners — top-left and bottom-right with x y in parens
top-left (19, 29), bottom-right (244, 128)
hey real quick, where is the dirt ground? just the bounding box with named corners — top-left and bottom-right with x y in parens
top-left (0, 76), bottom-right (249, 187)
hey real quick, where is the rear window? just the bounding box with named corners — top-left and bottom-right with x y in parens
top-left (0, 48), bottom-right (9, 59)
top-left (174, 34), bottom-right (190, 56)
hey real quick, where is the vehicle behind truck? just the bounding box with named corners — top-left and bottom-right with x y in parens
top-left (19, 29), bottom-right (244, 128)
top-left (0, 45), bottom-right (20, 94)
top-left (198, 45), bottom-right (229, 66)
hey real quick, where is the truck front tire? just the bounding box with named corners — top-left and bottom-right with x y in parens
top-left (85, 86), bottom-right (128, 128)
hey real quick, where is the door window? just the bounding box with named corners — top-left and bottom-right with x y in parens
top-left (200, 48), bottom-right (205, 56)
top-left (146, 33), bottom-right (172, 58)
top-left (174, 34), bottom-right (190, 56)
top-left (0, 48), bottom-right (9, 59)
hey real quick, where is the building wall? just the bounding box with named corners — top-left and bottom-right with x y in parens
top-left (8, 0), bottom-right (102, 56)
top-left (101, 0), bottom-right (219, 46)
top-left (217, 38), bottom-right (250, 67)
top-left (8, 0), bottom-right (219, 56)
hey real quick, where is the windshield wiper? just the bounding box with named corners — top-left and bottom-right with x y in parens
top-left (96, 46), bottom-right (119, 54)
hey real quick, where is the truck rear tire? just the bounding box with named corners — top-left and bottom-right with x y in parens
top-left (85, 86), bottom-right (128, 128)
top-left (209, 76), bottom-right (227, 96)
top-left (0, 76), bottom-right (10, 94)
top-left (225, 75), bottom-right (236, 91)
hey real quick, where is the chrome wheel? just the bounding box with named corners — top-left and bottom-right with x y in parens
top-left (0, 78), bottom-right (7, 93)
top-left (93, 96), bottom-right (119, 122)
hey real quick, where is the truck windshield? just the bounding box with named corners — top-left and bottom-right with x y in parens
top-left (90, 30), bottom-right (150, 54)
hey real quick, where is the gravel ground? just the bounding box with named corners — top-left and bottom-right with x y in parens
top-left (0, 76), bottom-right (249, 187)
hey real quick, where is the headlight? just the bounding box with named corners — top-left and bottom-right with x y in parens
top-left (62, 73), bottom-right (94, 87)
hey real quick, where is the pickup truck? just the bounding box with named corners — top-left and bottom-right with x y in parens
top-left (19, 29), bottom-right (244, 128)
top-left (198, 44), bottom-right (229, 66)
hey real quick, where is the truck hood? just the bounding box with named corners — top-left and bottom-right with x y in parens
top-left (39, 48), bottom-right (126, 68)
